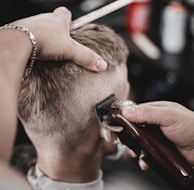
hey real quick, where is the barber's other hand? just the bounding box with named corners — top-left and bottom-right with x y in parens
top-left (12, 7), bottom-right (107, 71)
top-left (122, 101), bottom-right (194, 169)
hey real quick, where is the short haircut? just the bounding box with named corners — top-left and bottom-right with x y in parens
top-left (18, 24), bottom-right (129, 154)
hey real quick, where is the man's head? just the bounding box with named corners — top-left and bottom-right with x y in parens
top-left (18, 24), bottom-right (129, 155)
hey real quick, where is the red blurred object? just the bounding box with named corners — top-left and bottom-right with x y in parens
top-left (126, 0), bottom-right (151, 34)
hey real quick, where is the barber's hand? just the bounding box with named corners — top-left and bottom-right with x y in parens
top-left (12, 7), bottom-right (107, 71)
top-left (122, 101), bottom-right (194, 169)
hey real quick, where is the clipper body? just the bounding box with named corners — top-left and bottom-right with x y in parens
top-left (95, 94), bottom-right (194, 190)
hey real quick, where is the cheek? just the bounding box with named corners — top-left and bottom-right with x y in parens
top-left (119, 74), bottom-right (130, 99)
top-left (122, 82), bottom-right (130, 99)
top-left (118, 65), bottom-right (130, 100)
top-left (115, 81), bottom-right (130, 100)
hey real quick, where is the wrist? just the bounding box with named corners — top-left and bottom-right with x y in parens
top-left (0, 24), bottom-right (37, 80)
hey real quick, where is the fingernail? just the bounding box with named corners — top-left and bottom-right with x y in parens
top-left (96, 59), bottom-right (107, 71)
top-left (122, 106), bottom-right (136, 117)
top-left (139, 159), bottom-right (149, 171)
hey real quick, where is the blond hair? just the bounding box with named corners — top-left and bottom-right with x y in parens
top-left (18, 24), bottom-right (129, 153)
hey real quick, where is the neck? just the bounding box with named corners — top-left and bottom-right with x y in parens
top-left (37, 153), bottom-right (101, 183)
top-left (37, 126), bottom-right (104, 183)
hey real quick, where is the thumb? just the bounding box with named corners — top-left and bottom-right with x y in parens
top-left (68, 38), bottom-right (107, 71)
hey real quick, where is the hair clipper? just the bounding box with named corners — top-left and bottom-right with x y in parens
top-left (95, 94), bottom-right (194, 190)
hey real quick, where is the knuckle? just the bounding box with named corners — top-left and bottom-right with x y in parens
top-left (141, 104), bottom-right (152, 113)
top-left (55, 6), bottom-right (72, 18)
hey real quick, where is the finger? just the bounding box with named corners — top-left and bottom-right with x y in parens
top-left (53, 7), bottom-right (72, 29)
top-left (126, 148), bottom-right (137, 158)
top-left (138, 159), bottom-right (149, 171)
top-left (53, 7), bottom-right (72, 21)
top-left (68, 39), bottom-right (107, 71)
top-left (105, 144), bottom-right (127, 160)
top-left (122, 101), bottom-right (177, 126)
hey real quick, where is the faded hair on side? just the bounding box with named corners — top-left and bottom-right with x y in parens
top-left (18, 24), bottom-right (129, 152)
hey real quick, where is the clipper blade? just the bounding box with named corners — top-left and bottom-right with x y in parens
top-left (95, 94), bottom-right (116, 128)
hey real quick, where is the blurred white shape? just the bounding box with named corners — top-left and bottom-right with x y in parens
top-left (131, 33), bottom-right (161, 60)
top-left (160, 2), bottom-right (188, 54)
top-left (80, 0), bottom-right (106, 12)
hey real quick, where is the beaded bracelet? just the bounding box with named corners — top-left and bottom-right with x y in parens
top-left (0, 24), bottom-right (38, 80)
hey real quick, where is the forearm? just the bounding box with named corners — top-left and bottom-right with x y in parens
top-left (0, 28), bottom-right (32, 161)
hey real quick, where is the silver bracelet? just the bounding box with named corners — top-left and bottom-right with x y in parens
top-left (0, 24), bottom-right (38, 80)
